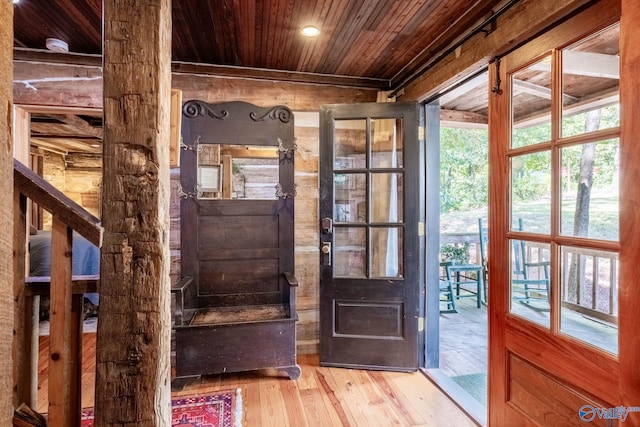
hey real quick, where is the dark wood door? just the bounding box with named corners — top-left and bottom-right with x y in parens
top-left (319, 102), bottom-right (421, 370)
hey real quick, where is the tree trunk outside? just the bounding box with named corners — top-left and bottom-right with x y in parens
top-left (95, 1), bottom-right (172, 426)
top-left (0, 3), bottom-right (14, 425)
top-left (566, 110), bottom-right (601, 302)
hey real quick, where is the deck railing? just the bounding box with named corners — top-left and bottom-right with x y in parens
top-left (441, 232), bottom-right (618, 325)
top-left (13, 158), bottom-right (102, 426)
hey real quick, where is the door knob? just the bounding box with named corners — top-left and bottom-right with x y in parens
top-left (321, 242), bottom-right (332, 266)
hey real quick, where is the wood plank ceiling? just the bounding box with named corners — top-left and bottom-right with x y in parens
top-left (12, 1), bottom-right (620, 155)
top-left (13, 0), bottom-right (509, 156)
top-left (13, 0), bottom-right (505, 88)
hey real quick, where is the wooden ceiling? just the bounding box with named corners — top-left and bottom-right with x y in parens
top-left (13, 1), bottom-right (620, 156)
top-left (13, 0), bottom-right (509, 157)
top-left (13, 0), bottom-right (506, 89)
top-left (29, 112), bottom-right (103, 157)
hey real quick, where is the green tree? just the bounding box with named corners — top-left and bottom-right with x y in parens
top-left (440, 127), bottom-right (488, 213)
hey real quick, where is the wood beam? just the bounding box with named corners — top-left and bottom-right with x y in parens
top-left (513, 78), bottom-right (579, 103)
top-left (0, 2), bottom-right (14, 425)
top-left (530, 50), bottom-right (620, 79)
top-left (438, 71), bottom-right (488, 105)
top-left (514, 89), bottom-right (618, 129)
top-left (401, 0), bottom-right (600, 102)
top-left (440, 109), bottom-right (488, 129)
top-left (49, 114), bottom-right (103, 138)
top-left (13, 47), bottom-right (389, 90)
top-left (95, 1), bottom-right (172, 426)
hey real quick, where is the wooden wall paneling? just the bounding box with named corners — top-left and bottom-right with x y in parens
top-left (96, 1), bottom-right (172, 425)
top-left (619, 0), bottom-right (640, 418)
top-left (293, 120), bottom-right (320, 354)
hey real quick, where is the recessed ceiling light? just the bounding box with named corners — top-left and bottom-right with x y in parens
top-left (13, 0), bottom-right (20, 4)
top-left (301, 25), bottom-right (320, 37)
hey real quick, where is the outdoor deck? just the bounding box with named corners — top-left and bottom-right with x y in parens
top-left (439, 292), bottom-right (618, 408)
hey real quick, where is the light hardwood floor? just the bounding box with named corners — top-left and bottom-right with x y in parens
top-left (37, 333), bottom-right (478, 426)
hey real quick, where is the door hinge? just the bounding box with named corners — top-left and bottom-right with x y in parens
top-left (418, 221), bottom-right (425, 236)
top-left (418, 126), bottom-right (425, 140)
top-left (418, 316), bottom-right (424, 332)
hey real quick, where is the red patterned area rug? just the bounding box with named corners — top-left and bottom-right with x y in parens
top-left (81, 388), bottom-right (242, 427)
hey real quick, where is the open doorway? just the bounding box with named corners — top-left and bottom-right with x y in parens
top-left (438, 69), bottom-right (489, 409)
top-left (423, 69), bottom-right (489, 424)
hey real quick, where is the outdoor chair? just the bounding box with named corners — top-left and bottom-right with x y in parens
top-left (511, 219), bottom-right (550, 311)
top-left (478, 218), bottom-right (489, 299)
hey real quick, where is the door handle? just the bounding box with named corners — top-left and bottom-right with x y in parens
top-left (321, 217), bottom-right (333, 234)
top-left (321, 242), bottom-right (332, 266)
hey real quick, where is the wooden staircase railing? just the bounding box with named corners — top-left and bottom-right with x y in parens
top-left (13, 158), bottom-right (102, 426)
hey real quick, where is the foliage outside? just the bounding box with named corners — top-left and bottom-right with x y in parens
top-left (440, 106), bottom-right (619, 242)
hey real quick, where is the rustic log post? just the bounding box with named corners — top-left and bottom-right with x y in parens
top-left (96, 1), bottom-right (172, 425)
top-left (0, 2), bottom-right (14, 425)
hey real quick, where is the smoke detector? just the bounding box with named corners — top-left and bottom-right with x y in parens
top-left (45, 38), bottom-right (69, 53)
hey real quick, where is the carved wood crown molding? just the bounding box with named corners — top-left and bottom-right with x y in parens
top-left (250, 106), bottom-right (292, 123)
top-left (182, 100), bottom-right (294, 124)
top-left (182, 101), bottom-right (228, 120)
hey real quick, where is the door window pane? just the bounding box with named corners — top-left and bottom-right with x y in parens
top-left (560, 139), bottom-right (619, 240)
top-left (371, 173), bottom-right (403, 223)
top-left (371, 118), bottom-right (403, 168)
top-left (510, 240), bottom-right (551, 327)
top-left (511, 152), bottom-right (551, 234)
top-left (512, 55), bottom-right (552, 148)
top-left (560, 246), bottom-right (618, 354)
top-left (334, 173), bottom-right (366, 223)
top-left (562, 24), bottom-right (620, 138)
top-left (334, 119), bottom-right (366, 169)
top-left (334, 227), bottom-right (366, 278)
top-left (371, 227), bottom-right (403, 278)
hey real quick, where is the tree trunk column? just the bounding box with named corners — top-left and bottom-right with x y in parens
top-left (96, 1), bottom-right (172, 426)
top-left (0, 2), bottom-right (13, 426)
